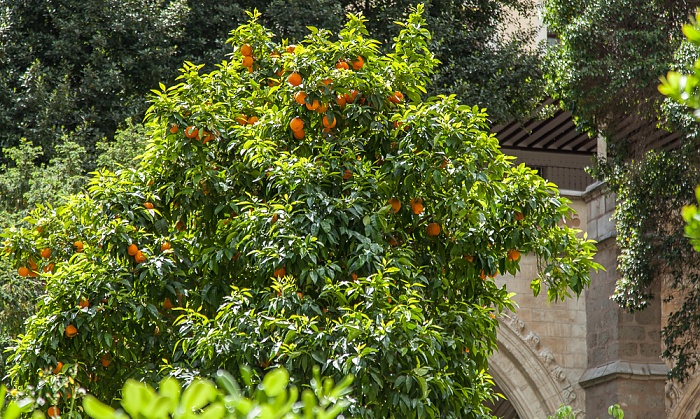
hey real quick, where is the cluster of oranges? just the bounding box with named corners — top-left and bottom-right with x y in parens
top-left (386, 197), bottom-right (440, 237)
top-left (240, 43), bottom-right (254, 72)
top-left (127, 242), bottom-right (146, 264)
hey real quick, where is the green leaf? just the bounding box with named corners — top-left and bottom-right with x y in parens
top-left (83, 395), bottom-right (117, 419)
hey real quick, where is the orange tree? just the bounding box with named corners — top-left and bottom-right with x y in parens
top-left (3, 7), bottom-right (599, 418)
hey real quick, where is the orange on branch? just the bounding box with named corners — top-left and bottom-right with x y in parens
top-left (184, 126), bottom-right (199, 139)
top-left (322, 115), bottom-right (336, 128)
top-left (389, 198), bottom-right (401, 213)
top-left (65, 324), bottom-right (78, 338)
top-left (127, 243), bottom-right (138, 256)
top-left (305, 99), bottom-right (320, 111)
top-left (290, 117), bottom-right (304, 132)
top-left (507, 248), bottom-right (521, 262)
top-left (18, 266), bottom-right (29, 277)
top-left (294, 91), bottom-right (307, 105)
top-left (426, 222), bottom-right (441, 237)
top-left (352, 55), bottom-right (365, 70)
top-left (240, 44), bottom-right (253, 56)
top-left (53, 362), bottom-right (64, 374)
top-left (73, 241), bottom-right (84, 252)
top-left (163, 298), bottom-right (174, 310)
top-left (287, 72), bottom-right (302, 86)
top-left (410, 198), bottom-right (424, 215)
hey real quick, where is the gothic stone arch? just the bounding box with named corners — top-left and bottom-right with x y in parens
top-left (490, 310), bottom-right (585, 418)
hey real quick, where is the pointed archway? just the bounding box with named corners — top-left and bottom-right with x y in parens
top-left (489, 314), bottom-right (576, 418)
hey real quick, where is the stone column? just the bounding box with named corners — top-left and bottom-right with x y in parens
top-left (580, 183), bottom-right (667, 418)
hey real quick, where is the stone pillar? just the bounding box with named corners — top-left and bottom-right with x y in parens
top-left (580, 184), bottom-right (667, 418)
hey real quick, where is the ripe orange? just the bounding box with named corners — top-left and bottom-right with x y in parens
top-left (18, 266), bottom-right (29, 277)
top-left (47, 406), bottom-right (60, 418)
top-left (53, 362), bottom-right (64, 374)
top-left (336, 95), bottom-right (346, 107)
top-left (316, 103), bottom-right (328, 113)
top-left (40, 248), bottom-right (51, 258)
top-left (135, 251), bottom-right (146, 264)
top-left (273, 266), bottom-right (286, 278)
top-left (344, 90), bottom-right (359, 103)
top-left (507, 248), bottom-right (521, 262)
top-left (426, 222), bottom-right (441, 237)
top-left (480, 270), bottom-right (486, 280)
top-left (73, 241), bottom-right (84, 252)
top-left (43, 263), bottom-right (54, 273)
top-left (342, 169), bottom-right (352, 180)
top-left (336, 61), bottom-right (349, 70)
top-left (389, 198), bottom-right (401, 213)
top-left (289, 117), bottom-right (304, 132)
top-left (271, 214), bottom-right (279, 223)
top-left (202, 132), bottom-right (215, 143)
top-left (293, 129), bottom-right (305, 140)
top-left (184, 126), bottom-right (199, 139)
top-left (247, 116), bottom-right (259, 124)
top-left (322, 115), bottom-right (336, 129)
top-left (160, 241), bottom-right (171, 252)
top-left (163, 297), bottom-right (173, 310)
top-left (127, 243), bottom-right (138, 256)
top-left (79, 298), bottom-right (90, 309)
top-left (286, 45), bottom-right (296, 54)
top-left (352, 55), bottom-right (365, 70)
top-left (144, 202), bottom-right (154, 209)
top-left (169, 125), bottom-right (179, 134)
top-left (410, 198), bottom-right (424, 215)
top-left (389, 91), bottom-right (404, 103)
top-left (236, 115), bottom-right (248, 125)
top-left (100, 354), bottom-right (110, 367)
top-left (242, 56), bottom-right (254, 68)
top-left (65, 324), bottom-right (78, 338)
top-left (294, 91), bottom-right (307, 105)
top-left (515, 211), bottom-right (524, 221)
top-left (305, 99), bottom-right (320, 111)
top-left (176, 220), bottom-right (186, 231)
top-left (321, 78), bottom-right (332, 86)
top-left (287, 72), bottom-right (302, 86)
top-left (240, 44), bottom-right (253, 56)
top-left (351, 273), bottom-right (358, 281)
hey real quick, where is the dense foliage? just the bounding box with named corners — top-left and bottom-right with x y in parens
top-left (3, 9), bottom-right (599, 418)
top-left (0, 0), bottom-right (544, 168)
top-left (544, 0), bottom-right (700, 381)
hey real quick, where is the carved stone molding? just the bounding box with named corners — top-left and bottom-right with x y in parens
top-left (498, 309), bottom-right (585, 415)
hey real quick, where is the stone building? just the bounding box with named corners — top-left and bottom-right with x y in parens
top-left (486, 101), bottom-right (698, 418)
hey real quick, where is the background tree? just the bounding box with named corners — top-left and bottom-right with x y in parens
top-left (544, 0), bottom-right (700, 382)
top-left (3, 9), bottom-right (599, 418)
top-left (0, 0), bottom-right (543, 167)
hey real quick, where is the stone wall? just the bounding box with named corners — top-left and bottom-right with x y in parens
top-left (580, 184), bottom-right (667, 418)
